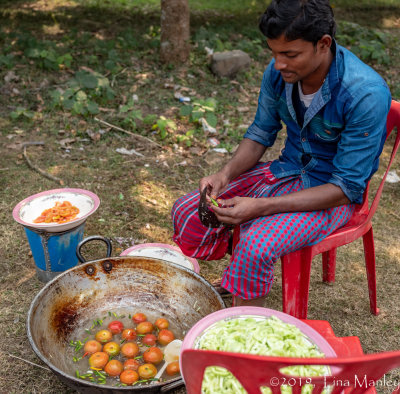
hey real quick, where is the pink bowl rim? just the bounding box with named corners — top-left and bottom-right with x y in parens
top-left (12, 188), bottom-right (100, 228)
top-left (181, 306), bottom-right (337, 358)
top-left (120, 243), bottom-right (200, 273)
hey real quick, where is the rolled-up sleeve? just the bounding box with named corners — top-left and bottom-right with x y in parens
top-left (328, 85), bottom-right (391, 203)
top-left (244, 61), bottom-right (283, 147)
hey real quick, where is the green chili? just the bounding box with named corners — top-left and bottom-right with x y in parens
top-left (210, 197), bottom-right (219, 207)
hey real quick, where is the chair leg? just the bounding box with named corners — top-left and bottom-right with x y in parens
top-left (362, 227), bottom-right (379, 315)
top-left (281, 248), bottom-right (313, 319)
top-left (322, 248), bottom-right (337, 283)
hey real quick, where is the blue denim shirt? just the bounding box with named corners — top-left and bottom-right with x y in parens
top-left (244, 41), bottom-right (391, 203)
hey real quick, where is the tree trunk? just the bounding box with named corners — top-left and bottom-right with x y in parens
top-left (160, 0), bottom-right (190, 64)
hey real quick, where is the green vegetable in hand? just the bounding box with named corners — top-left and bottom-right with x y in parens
top-left (210, 197), bottom-right (219, 207)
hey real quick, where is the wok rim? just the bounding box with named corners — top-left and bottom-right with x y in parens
top-left (27, 255), bottom-right (225, 390)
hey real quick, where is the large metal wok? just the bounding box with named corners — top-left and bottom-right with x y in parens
top-left (27, 237), bottom-right (225, 393)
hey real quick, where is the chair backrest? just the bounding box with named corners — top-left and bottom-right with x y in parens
top-left (181, 348), bottom-right (400, 394)
top-left (356, 99), bottom-right (400, 220)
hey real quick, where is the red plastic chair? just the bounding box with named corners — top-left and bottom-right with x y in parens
top-left (230, 100), bottom-right (400, 319)
top-left (181, 348), bottom-right (400, 394)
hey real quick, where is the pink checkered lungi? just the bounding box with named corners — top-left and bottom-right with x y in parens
top-left (171, 162), bottom-right (355, 299)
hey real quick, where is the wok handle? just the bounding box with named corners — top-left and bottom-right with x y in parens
top-left (160, 378), bottom-right (185, 393)
top-left (76, 236), bottom-right (113, 263)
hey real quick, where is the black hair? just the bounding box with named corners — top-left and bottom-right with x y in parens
top-left (259, 0), bottom-right (336, 44)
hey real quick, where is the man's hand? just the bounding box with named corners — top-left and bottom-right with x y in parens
top-left (199, 138), bottom-right (267, 203)
top-left (211, 196), bottom-right (263, 225)
top-left (199, 172), bottom-right (230, 203)
top-left (208, 183), bottom-right (351, 225)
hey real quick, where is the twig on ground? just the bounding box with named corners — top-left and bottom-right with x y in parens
top-left (22, 142), bottom-right (64, 186)
top-left (16, 269), bottom-right (36, 286)
top-left (111, 67), bottom-right (128, 87)
top-left (7, 353), bottom-right (51, 372)
top-left (94, 117), bottom-right (162, 148)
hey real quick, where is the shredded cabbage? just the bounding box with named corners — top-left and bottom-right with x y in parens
top-left (197, 316), bottom-right (328, 394)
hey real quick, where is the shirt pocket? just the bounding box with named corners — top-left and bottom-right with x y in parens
top-left (310, 116), bottom-right (342, 142)
top-left (277, 98), bottom-right (293, 124)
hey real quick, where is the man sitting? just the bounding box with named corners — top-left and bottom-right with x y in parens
top-left (171, 0), bottom-right (391, 307)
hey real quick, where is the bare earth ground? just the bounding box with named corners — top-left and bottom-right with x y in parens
top-left (0, 1), bottom-right (400, 393)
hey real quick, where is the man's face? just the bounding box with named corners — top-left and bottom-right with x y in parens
top-left (267, 35), bottom-right (328, 84)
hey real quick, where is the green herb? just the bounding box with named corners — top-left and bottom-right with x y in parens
top-left (134, 379), bottom-right (150, 385)
top-left (90, 318), bottom-right (103, 329)
top-left (94, 370), bottom-right (107, 379)
top-left (120, 338), bottom-right (127, 344)
top-left (69, 339), bottom-right (84, 352)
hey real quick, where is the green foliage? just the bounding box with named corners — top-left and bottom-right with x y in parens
top-left (143, 25), bottom-right (161, 49)
top-left (119, 100), bottom-right (143, 129)
top-left (10, 107), bottom-right (36, 121)
top-left (336, 21), bottom-right (392, 65)
top-left (0, 53), bottom-right (15, 69)
top-left (51, 71), bottom-right (115, 117)
top-left (20, 35), bottom-right (73, 70)
top-left (179, 98), bottom-right (218, 127)
top-left (152, 116), bottom-right (177, 140)
top-left (143, 114), bottom-right (157, 125)
top-left (176, 129), bottom-right (196, 147)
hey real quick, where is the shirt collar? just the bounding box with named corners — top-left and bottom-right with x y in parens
top-left (285, 38), bottom-right (340, 127)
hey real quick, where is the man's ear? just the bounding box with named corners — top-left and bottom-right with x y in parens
top-left (318, 34), bottom-right (332, 52)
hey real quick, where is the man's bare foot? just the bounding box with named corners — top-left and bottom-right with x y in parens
top-left (233, 296), bottom-right (266, 307)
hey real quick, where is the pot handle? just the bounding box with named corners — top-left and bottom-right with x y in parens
top-left (76, 235), bottom-right (113, 264)
top-left (160, 378), bottom-right (185, 393)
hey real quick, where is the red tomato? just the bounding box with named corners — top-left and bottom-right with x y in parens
top-left (104, 359), bottom-right (123, 377)
top-left (155, 318), bottom-right (169, 330)
top-left (143, 346), bottom-right (164, 365)
top-left (83, 340), bottom-right (102, 354)
top-left (142, 333), bottom-right (157, 346)
top-left (123, 359), bottom-right (140, 371)
top-left (120, 370), bottom-right (139, 385)
top-left (136, 321), bottom-right (154, 335)
top-left (88, 352), bottom-right (109, 369)
top-left (166, 361), bottom-right (180, 376)
top-left (121, 328), bottom-right (137, 341)
top-left (95, 329), bottom-right (113, 344)
top-left (157, 329), bottom-right (175, 346)
top-left (132, 312), bottom-right (147, 324)
top-left (121, 342), bottom-right (140, 358)
top-left (108, 320), bottom-right (124, 335)
top-left (138, 363), bottom-right (157, 379)
top-left (103, 341), bottom-right (120, 357)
